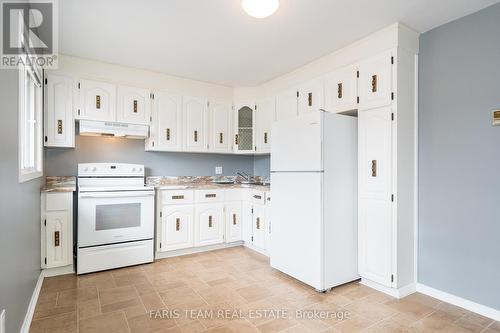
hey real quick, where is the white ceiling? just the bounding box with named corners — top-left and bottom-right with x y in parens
top-left (59, 0), bottom-right (499, 87)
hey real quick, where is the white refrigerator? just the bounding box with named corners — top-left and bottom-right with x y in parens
top-left (270, 111), bottom-right (358, 291)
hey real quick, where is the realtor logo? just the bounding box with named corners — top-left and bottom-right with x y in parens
top-left (1, 0), bottom-right (58, 68)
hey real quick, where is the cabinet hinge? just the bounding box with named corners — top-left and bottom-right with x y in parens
top-left (150, 116), bottom-right (152, 122)
top-left (391, 274), bottom-right (394, 283)
top-left (391, 56), bottom-right (394, 65)
top-left (356, 70), bottom-right (359, 78)
top-left (77, 109), bottom-right (81, 116)
top-left (251, 236), bottom-right (254, 242)
top-left (357, 96), bottom-right (360, 104)
top-left (152, 141), bottom-right (155, 147)
top-left (391, 194), bottom-right (394, 202)
top-left (296, 91), bottom-right (299, 98)
top-left (159, 242), bottom-right (162, 249)
top-left (159, 211), bottom-right (162, 218)
top-left (44, 219), bottom-right (46, 226)
top-left (251, 208), bottom-right (254, 214)
top-left (391, 113), bottom-right (394, 121)
top-left (78, 82), bottom-right (81, 89)
top-left (44, 78), bottom-right (47, 85)
top-left (44, 136), bottom-right (48, 143)
top-left (207, 101), bottom-right (210, 108)
top-left (44, 257), bottom-right (47, 265)
top-left (391, 92), bottom-right (394, 100)
top-left (255, 105), bottom-right (257, 111)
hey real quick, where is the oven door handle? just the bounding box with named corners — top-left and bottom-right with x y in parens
top-left (79, 191), bottom-right (155, 199)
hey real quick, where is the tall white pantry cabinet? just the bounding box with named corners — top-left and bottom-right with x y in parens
top-left (357, 32), bottom-right (419, 297)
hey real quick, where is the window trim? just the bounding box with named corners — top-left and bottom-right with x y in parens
top-left (18, 56), bottom-right (43, 183)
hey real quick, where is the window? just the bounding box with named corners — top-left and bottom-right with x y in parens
top-left (18, 56), bottom-right (43, 182)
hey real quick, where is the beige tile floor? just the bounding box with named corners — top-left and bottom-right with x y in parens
top-left (30, 246), bottom-right (499, 333)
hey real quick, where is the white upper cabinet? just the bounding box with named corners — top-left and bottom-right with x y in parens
top-left (209, 100), bottom-right (232, 153)
top-left (255, 97), bottom-right (275, 154)
top-left (183, 96), bottom-right (208, 152)
top-left (234, 102), bottom-right (255, 154)
top-left (358, 51), bottom-right (393, 111)
top-left (324, 65), bottom-right (359, 113)
top-left (77, 79), bottom-right (116, 121)
top-left (116, 85), bottom-right (151, 125)
top-left (147, 91), bottom-right (183, 151)
top-left (44, 74), bottom-right (75, 148)
top-left (297, 78), bottom-right (325, 114)
top-left (275, 88), bottom-right (298, 121)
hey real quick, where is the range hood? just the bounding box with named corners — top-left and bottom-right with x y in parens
top-left (79, 120), bottom-right (149, 139)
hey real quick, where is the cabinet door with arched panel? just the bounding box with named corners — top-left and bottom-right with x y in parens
top-left (77, 79), bottom-right (116, 121)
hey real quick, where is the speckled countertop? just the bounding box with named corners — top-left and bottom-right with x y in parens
top-left (146, 176), bottom-right (270, 191)
top-left (41, 176), bottom-right (76, 193)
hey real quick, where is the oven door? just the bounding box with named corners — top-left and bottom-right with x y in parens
top-left (78, 190), bottom-right (155, 247)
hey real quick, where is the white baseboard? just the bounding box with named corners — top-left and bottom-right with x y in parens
top-left (416, 283), bottom-right (500, 321)
top-left (155, 241), bottom-right (244, 259)
top-left (20, 272), bottom-right (44, 333)
top-left (361, 278), bottom-right (416, 299)
top-left (42, 264), bottom-right (74, 277)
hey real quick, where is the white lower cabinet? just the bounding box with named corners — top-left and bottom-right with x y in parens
top-left (195, 203), bottom-right (225, 246)
top-left (156, 188), bottom-right (270, 257)
top-left (41, 192), bottom-right (73, 273)
top-left (225, 202), bottom-right (243, 243)
top-left (159, 205), bottom-right (194, 251)
top-left (251, 204), bottom-right (266, 250)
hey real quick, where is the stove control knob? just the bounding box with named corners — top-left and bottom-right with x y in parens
top-left (139, 168), bottom-right (143, 172)
top-left (84, 167), bottom-right (89, 172)
top-left (92, 167), bottom-right (97, 172)
top-left (132, 167), bottom-right (136, 172)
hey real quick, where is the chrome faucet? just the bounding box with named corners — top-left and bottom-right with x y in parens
top-left (236, 172), bottom-right (251, 182)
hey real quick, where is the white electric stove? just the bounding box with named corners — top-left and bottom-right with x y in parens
top-left (77, 163), bottom-right (154, 274)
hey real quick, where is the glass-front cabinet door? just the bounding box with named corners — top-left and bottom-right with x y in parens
top-left (234, 102), bottom-right (255, 153)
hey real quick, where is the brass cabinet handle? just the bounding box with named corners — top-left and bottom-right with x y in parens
top-left (256, 217), bottom-right (260, 230)
top-left (235, 134), bottom-right (239, 145)
top-left (308, 92), bottom-right (313, 107)
top-left (133, 100), bottom-right (138, 113)
top-left (371, 160), bottom-right (377, 177)
top-left (175, 218), bottom-right (180, 231)
top-left (54, 231), bottom-right (60, 247)
top-left (96, 95), bottom-right (101, 109)
top-left (337, 83), bottom-right (343, 99)
top-left (219, 132), bottom-right (223, 144)
top-left (205, 193), bottom-right (216, 198)
top-left (208, 216), bottom-right (213, 228)
top-left (172, 195), bottom-right (185, 200)
top-left (57, 120), bottom-right (63, 134)
top-left (232, 213), bottom-right (237, 225)
top-left (253, 195), bottom-right (262, 200)
top-left (264, 132), bottom-right (268, 144)
top-left (371, 75), bottom-right (378, 93)
top-left (194, 130), bottom-right (198, 142)
top-left (166, 128), bottom-right (170, 141)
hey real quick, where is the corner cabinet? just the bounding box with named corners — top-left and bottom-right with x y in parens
top-left (76, 79), bottom-right (116, 121)
top-left (184, 96), bottom-right (208, 152)
top-left (41, 192), bottom-right (74, 276)
top-left (146, 91), bottom-right (183, 152)
top-left (116, 85), bottom-right (151, 125)
top-left (234, 102), bottom-right (255, 154)
top-left (209, 100), bottom-right (233, 153)
top-left (275, 88), bottom-right (298, 121)
top-left (44, 74), bottom-right (75, 148)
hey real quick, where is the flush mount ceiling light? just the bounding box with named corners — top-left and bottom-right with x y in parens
top-left (242, 0), bottom-right (279, 18)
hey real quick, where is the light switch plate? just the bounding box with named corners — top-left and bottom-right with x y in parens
top-left (215, 166), bottom-right (223, 175)
top-left (0, 309), bottom-right (5, 333)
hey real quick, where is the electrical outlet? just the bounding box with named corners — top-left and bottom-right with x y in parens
top-left (0, 309), bottom-right (5, 333)
top-left (215, 166), bottom-right (223, 175)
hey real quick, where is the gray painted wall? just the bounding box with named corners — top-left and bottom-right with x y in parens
top-left (253, 155), bottom-right (270, 177)
top-left (0, 70), bottom-right (43, 332)
top-left (45, 136), bottom-right (254, 177)
top-left (419, 3), bottom-right (500, 310)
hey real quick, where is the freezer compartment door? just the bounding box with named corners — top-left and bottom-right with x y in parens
top-left (270, 172), bottom-right (323, 290)
top-left (271, 112), bottom-right (323, 172)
